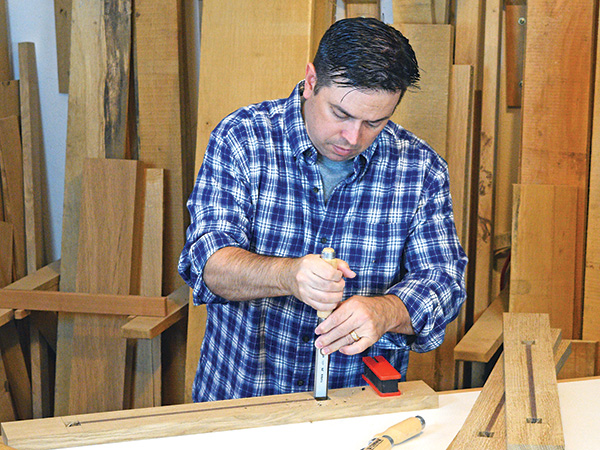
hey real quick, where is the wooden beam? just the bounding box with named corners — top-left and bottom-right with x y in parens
top-left (504, 0), bottom-right (527, 107)
top-left (5, 260), bottom-right (60, 292)
top-left (503, 313), bottom-right (564, 449)
top-left (1, 381), bottom-right (437, 450)
top-left (53, 0), bottom-right (72, 94)
top-left (18, 42), bottom-right (45, 274)
top-left (510, 184), bottom-right (578, 337)
top-left (0, 289), bottom-right (171, 317)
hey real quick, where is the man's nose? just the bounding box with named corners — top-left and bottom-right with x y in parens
top-left (342, 121), bottom-right (361, 146)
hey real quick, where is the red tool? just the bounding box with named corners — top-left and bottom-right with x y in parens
top-left (362, 356), bottom-right (402, 397)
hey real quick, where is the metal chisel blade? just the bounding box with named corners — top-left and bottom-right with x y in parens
top-left (314, 318), bottom-right (330, 401)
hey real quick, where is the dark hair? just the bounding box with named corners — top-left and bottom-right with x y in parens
top-left (313, 17), bottom-right (420, 96)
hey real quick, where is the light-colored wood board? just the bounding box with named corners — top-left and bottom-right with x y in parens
top-left (4, 260), bottom-right (60, 292)
top-left (391, 24), bottom-right (452, 159)
top-left (184, 301), bottom-right (206, 403)
top-left (447, 328), bottom-right (565, 449)
top-left (558, 340), bottom-right (597, 380)
top-left (453, 0), bottom-right (484, 89)
top-left (503, 313), bottom-right (564, 450)
top-left (0, 222), bottom-right (12, 288)
top-left (0, 115), bottom-right (27, 280)
top-left (345, 0), bottom-right (380, 19)
top-left (18, 42), bottom-right (45, 274)
top-left (53, 0), bottom-right (72, 94)
top-left (129, 337), bottom-right (161, 409)
top-left (454, 287), bottom-right (507, 362)
top-left (0, 320), bottom-right (32, 419)
top-left (0, 353), bottom-right (16, 422)
top-left (392, 0), bottom-right (433, 23)
top-left (59, 1), bottom-right (132, 293)
top-left (519, 0), bottom-right (596, 340)
top-left (310, 0), bottom-right (337, 62)
top-left (583, 10), bottom-right (600, 343)
top-left (0, 0), bottom-right (10, 81)
top-left (0, 308), bottom-right (13, 328)
top-left (504, 1), bottom-right (526, 107)
top-left (55, 158), bottom-right (141, 416)
top-left (2, 380), bottom-right (437, 450)
top-left (471, 0), bottom-right (501, 322)
top-left (139, 169), bottom-right (163, 297)
top-left (0, 290), bottom-right (169, 317)
top-left (510, 184), bottom-right (577, 338)
top-left (133, 0), bottom-right (183, 296)
top-left (447, 64), bottom-right (474, 249)
top-left (0, 80), bottom-right (19, 119)
top-left (30, 324), bottom-right (51, 418)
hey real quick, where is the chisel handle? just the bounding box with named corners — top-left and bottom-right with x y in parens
top-left (317, 247), bottom-right (338, 320)
top-left (362, 416), bottom-right (425, 450)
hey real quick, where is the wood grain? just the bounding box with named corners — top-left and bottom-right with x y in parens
top-left (0, 352), bottom-right (16, 422)
top-left (391, 24), bottom-right (453, 159)
top-left (345, 0), bottom-right (380, 19)
top-left (0, 320), bottom-right (33, 420)
top-left (0, 80), bottom-right (19, 119)
top-left (510, 184), bottom-right (577, 338)
top-left (558, 340), bottom-right (598, 380)
top-left (59, 1), bottom-right (132, 292)
top-left (0, 116), bottom-right (26, 280)
top-left (454, 0), bottom-right (484, 88)
top-left (519, 0), bottom-right (596, 340)
top-left (392, 0), bottom-right (433, 23)
top-left (503, 313), bottom-right (564, 450)
top-left (1, 381), bottom-right (437, 450)
top-left (18, 42), bottom-right (45, 274)
top-left (0, 0), bottom-right (11, 81)
top-left (53, 0), bottom-right (72, 93)
top-left (504, 1), bottom-right (526, 107)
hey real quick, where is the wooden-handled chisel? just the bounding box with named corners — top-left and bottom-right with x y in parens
top-left (360, 416), bottom-right (425, 449)
top-left (314, 247), bottom-right (337, 401)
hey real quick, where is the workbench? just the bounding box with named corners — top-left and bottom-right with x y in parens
top-left (2, 377), bottom-right (599, 449)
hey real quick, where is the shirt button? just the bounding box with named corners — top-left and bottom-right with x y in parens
top-left (297, 380), bottom-right (305, 386)
top-left (302, 335), bottom-right (311, 343)
top-left (321, 237), bottom-right (327, 244)
top-left (313, 186), bottom-right (319, 193)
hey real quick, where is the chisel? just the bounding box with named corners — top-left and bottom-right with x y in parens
top-left (314, 247), bottom-right (337, 401)
top-left (360, 416), bottom-right (425, 450)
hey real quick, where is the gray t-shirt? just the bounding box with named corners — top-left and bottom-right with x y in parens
top-left (317, 154), bottom-right (354, 203)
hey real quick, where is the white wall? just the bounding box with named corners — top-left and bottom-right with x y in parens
top-left (4, 0), bottom-right (392, 264)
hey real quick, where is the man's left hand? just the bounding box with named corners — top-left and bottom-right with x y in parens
top-left (314, 294), bottom-right (414, 355)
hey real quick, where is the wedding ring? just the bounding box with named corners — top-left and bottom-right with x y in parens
top-left (350, 330), bottom-right (360, 342)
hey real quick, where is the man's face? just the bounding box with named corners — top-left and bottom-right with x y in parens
top-left (302, 63), bottom-right (401, 162)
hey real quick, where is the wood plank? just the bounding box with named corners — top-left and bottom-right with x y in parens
top-left (53, 0), bottom-right (72, 94)
top-left (519, 0), bottom-right (597, 340)
top-left (0, 290), bottom-right (169, 317)
top-left (510, 184), bottom-right (577, 337)
top-left (0, 320), bottom-right (32, 420)
top-left (0, 0), bottom-right (10, 81)
top-left (0, 307), bottom-right (13, 328)
top-left (0, 353), bottom-right (16, 422)
top-left (0, 115), bottom-right (26, 280)
top-left (345, 0), bottom-right (380, 19)
top-left (503, 313), bottom-right (564, 450)
top-left (5, 260), bottom-right (60, 292)
top-left (0, 222), bottom-right (12, 288)
top-left (30, 322), bottom-right (52, 418)
top-left (0, 80), bottom-right (19, 119)
top-left (391, 24), bottom-right (452, 160)
top-left (59, 1), bottom-right (132, 293)
top-left (454, 287), bottom-right (507, 363)
top-left (558, 340), bottom-right (598, 380)
top-left (454, 0), bottom-right (484, 88)
top-left (504, 1), bottom-right (526, 107)
top-left (133, 0), bottom-right (183, 296)
top-left (1, 381), bottom-right (437, 450)
top-left (583, 10), bottom-right (600, 344)
top-left (55, 158), bottom-right (141, 416)
top-left (18, 42), bottom-right (45, 274)
top-left (392, 0), bottom-right (434, 23)
top-left (447, 327), bottom-right (565, 449)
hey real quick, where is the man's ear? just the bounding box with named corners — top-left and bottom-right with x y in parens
top-left (303, 62), bottom-right (318, 99)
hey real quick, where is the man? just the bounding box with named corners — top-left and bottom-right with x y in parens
top-left (179, 17), bottom-right (467, 402)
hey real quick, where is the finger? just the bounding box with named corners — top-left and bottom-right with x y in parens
top-left (335, 259), bottom-right (357, 279)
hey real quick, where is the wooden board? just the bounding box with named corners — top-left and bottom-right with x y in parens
top-left (391, 24), bottom-right (452, 159)
top-left (0, 320), bottom-right (33, 420)
top-left (0, 0), bottom-right (10, 81)
top-left (0, 80), bottom-right (19, 119)
top-left (558, 340), bottom-right (598, 380)
top-left (5, 260), bottom-right (60, 292)
top-left (392, 0), bottom-right (433, 23)
top-left (583, 11), bottom-right (600, 343)
top-left (18, 42), bottom-right (45, 274)
top-left (53, 0), bottom-right (72, 94)
top-left (454, 0), bottom-right (484, 88)
top-left (0, 222), bottom-right (12, 288)
top-left (519, 0), bottom-right (597, 340)
top-left (345, 0), bottom-right (380, 19)
top-left (55, 159), bottom-right (141, 416)
top-left (510, 184), bottom-right (577, 338)
top-left (59, 1), bottom-right (132, 292)
top-left (2, 381), bottom-right (437, 450)
top-left (504, 313), bottom-right (564, 449)
top-left (133, 0), bottom-right (184, 296)
top-left (504, 1), bottom-right (526, 107)
top-left (0, 353), bottom-right (15, 422)
top-left (186, 0), bottom-right (336, 402)
top-left (0, 115), bottom-right (26, 280)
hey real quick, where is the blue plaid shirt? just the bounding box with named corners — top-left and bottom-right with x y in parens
top-left (179, 82), bottom-right (467, 402)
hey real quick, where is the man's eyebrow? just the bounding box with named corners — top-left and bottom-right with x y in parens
top-left (331, 103), bottom-right (391, 123)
